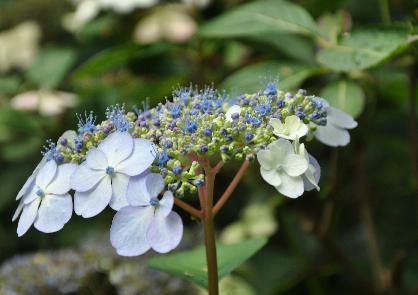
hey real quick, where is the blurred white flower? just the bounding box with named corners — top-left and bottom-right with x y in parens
top-left (0, 22), bottom-right (41, 73)
top-left (14, 160), bottom-right (77, 236)
top-left (133, 5), bottom-right (197, 44)
top-left (70, 131), bottom-right (155, 217)
top-left (10, 90), bottom-right (78, 116)
top-left (315, 99), bottom-right (358, 147)
top-left (257, 139), bottom-right (308, 198)
top-left (63, 0), bottom-right (159, 32)
top-left (110, 173), bottom-right (183, 256)
top-left (270, 115), bottom-right (308, 140)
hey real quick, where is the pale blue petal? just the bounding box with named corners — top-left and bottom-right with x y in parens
top-left (46, 163), bottom-right (78, 195)
top-left (74, 177), bottom-right (112, 218)
top-left (109, 172), bottom-right (130, 211)
top-left (86, 148), bottom-right (108, 170)
top-left (34, 194), bottom-right (72, 233)
top-left (315, 125), bottom-right (350, 147)
top-left (328, 107), bottom-right (358, 129)
top-left (98, 131), bottom-right (133, 167)
top-left (126, 173), bottom-right (151, 206)
top-left (16, 157), bottom-right (46, 200)
top-left (147, 210), bottom-right (183, 254)
top-left (36, 160), bottom-right (57, 190)
top-left (17, 198), bottom-right (40, 237)
top-left (158, 191), bottom-right (174, 217)
top-left (70, 162), bottom-right (105, 192)
top-left (110, 206), bottom-right (153, 256)
top-left (116, 139), bottom-right (156, 176)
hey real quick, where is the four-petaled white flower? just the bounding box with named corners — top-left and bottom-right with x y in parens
top-left (257, 139), bottom-right (309, 198)
top-left (225, 105), bottom-right (241, 122)
top-left (315, 99), bottom-right (357, 147)
top-left (14, 160), bottom-right (77, 236)
top-left (294, 139), bottom-right (321, 191)
top-left (270, 115), bottom-right (308, 140)
top-left (70, 131), bottom-right (156, 218)
top-left (110, 173), bottom-right (183, 256)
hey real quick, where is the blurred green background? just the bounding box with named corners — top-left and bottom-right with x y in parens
top-left (0, 0), bottom-right (417, 294)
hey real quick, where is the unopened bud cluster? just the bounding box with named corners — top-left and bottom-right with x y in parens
top-left (41, 84), bottom-right (327, 197)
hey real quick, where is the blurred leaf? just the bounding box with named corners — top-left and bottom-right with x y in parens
top-left (250, 33), bottom-right (315, 62)
top-left (149, 239), bottom-right (267, 289)
top-left (2, 136), bottom-right (42, 161)
top-left (320, 80), bottom-right (365, 117)
top-left (244, 249), bottom-right (307, 295)
top-left (200, 0), bottom-right (320, 38)
top-left (26, 47), bottom-right (77, 88)
top-left (317, 27), bottom-right (412, 71)
top-left (221, 61), bottom-right (322, 93)
top-left (72, 43), bottom-right (173, 79)
top-left (0, 76), bottom-right (21, 94)
top-left (317, 11), bottom-right (347, 44)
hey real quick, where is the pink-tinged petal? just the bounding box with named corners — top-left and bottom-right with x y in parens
top-left (260, 168), bottom-right (282, 186)
top-left (116, 139), bottom-right (156, 176)
top-left (147, 210), bottom-right (183, 254)
top-left (86, 148), bottom-right (108, 170)
top-left (328, 107), bottom-right (358, 129)
top-left (109, 173), bottom-right (130, 211)
top-left (46, 163), bottom-right (78, 195)
top-left (158, 191), bottom-right (174, 217)
top-left (74, 177), bottom-right (112, 218)
top-left (98, 131), bottom-right (133, 167)
top-left (315, 125), bottom-right (350, 147)
top-left (34, 194), bottom-right (72, 233)
top-left (276, 173), bottom-right (304, 199)
top-left (110, 206), bottom-right (154, 256)
top-left (17, 198), bottom-right (40, 237)
top-left (70, 162), bottom-right (105, 192)
top-left (282, 154), bottom-right (308, 177)
top-left (126, 173), bottom-right (151, 206)
top-left (17, 157), bottom-right (46, 200)
top-left (36, 160), bottom-right (57, 190)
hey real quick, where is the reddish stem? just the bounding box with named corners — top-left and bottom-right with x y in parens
top-left (174, 198), bottom-right (202, 219)
top-left (213, 160), bottom-right (250, 216)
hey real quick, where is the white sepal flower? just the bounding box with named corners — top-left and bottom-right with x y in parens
top-left (270, 115), bottom-right (308, 140)
top-left (110, 173), bottom-right (183, 256)
top-left (257, 139), bottom-right (309, 198)
top-left (14, 160), bottom-right (77, 236)
top-left (315, 100), bottom-right (357, 147)
top-left (294, 140), bottom-right (321, 191)
top-left (225, 105), bottom-right (241, 122)
top-left (70, 131), bottom-right (156, 218)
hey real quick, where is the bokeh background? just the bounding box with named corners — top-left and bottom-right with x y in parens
top-left (0, 0), bottom-right (417, 294)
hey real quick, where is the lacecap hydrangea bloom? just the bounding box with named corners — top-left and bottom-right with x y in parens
top-left (13, 82), bottom-right (357, 256)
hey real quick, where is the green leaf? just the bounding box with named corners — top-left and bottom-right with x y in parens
top-left (0, 76), bottom-right (20, 94)
top-left (72, 43), bottom-right (173, 79)
top-left (200, 0), bottom-right (320, 38)
top-left (221, 61), bottom-right (321, 93)
top-left (26, 47), bottom-right (77, 88)
top-left (149, 239), bottom-right (267, 289)
top-left (249, 33), bottom-right (315, 62)
top-left (317, 27), bottom-right (412, 72)
top-left (320, 80), bottom-right (365, 118)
